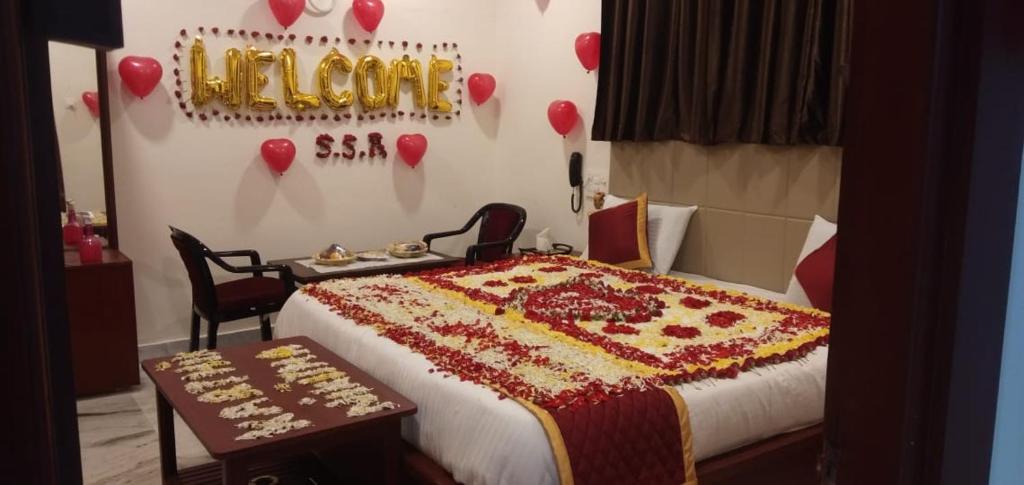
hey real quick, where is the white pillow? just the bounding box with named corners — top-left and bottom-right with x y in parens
top-left (785, 215), bottom-right (837, 306)
top-left (586, 194), bottom-right (697, 274)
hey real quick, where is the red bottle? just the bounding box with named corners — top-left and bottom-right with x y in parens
top-left (62, 203), bottom-right (83, 246)
top-left (78, 224), bottom-right (103, 263)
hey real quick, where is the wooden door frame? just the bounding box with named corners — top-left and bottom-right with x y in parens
top-left (0, 0), bottom-right (81, 483)
top-left (1, 0), bottom-right (123, 483)
top-left (824, 0), bottom-right (1024, 483)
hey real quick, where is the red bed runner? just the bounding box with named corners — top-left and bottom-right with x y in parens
top-left (526, 386), bottom-right (696, 485)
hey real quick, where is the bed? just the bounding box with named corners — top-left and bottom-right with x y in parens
top-left (276, 258), bottom-right (828, 485)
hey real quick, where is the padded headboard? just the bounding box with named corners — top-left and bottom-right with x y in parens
top-left (609, 142), bottom-right (842, 292)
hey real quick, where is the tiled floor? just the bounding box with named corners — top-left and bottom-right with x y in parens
top-left (77, 371), bottom-right (214, 484)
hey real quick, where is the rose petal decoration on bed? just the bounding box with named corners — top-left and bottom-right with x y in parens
top-left (302, 255), bottom-right (829, 484)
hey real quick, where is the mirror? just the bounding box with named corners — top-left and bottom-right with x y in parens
top-left (48, 41), bottom-right (111, 248)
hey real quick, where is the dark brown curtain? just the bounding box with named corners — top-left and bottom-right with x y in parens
top-left (592, 0), bottom-right (851, 145)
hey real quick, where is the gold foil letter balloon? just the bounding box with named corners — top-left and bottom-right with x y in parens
top-left (354, 55), bottom-right (388, 110)
top-left (221, 48), bottom-right (244, 109)
top-left (245, 46), bottom-right (277, 111)
top-left (386, 55), bottom-right (426, 108)
top-left (317, 48), bottom-right (353, 109)
top-left (280, 48), bottom-right (321, 111)
top-left (189, 37), bottom-right (243, 109)
top-left (189, 37), bottom-right (217, 106)
top-left (428, 55), bottom-right (453, 112)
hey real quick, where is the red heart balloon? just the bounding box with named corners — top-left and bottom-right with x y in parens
top-left (547, 100), bottom-right (578, 136)
top-left (352, 0), bottom-right (385, 32)
top-left (118, 56), bottom-right (163, 99)
top-left (81, 91), bottom-right (100, 118)
top-left (467, 73), bottom-right (496, 105)
top-left (261, 138), bottom-right (296, 174)
top-left (269, 0), bottom-right (304, 29)
top-left (396, 134), bottom-right (428, 168)
top-left (574, 32), bottom-right (601, 72)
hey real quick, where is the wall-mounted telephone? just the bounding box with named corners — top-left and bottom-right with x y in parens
top-left (569, 152), bottom-right (583, 213)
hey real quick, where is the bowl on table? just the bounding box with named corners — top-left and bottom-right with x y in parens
top-left (387, 241), bottom-right (428, 258)
top-left (313, 243), bottom-right (357, 266)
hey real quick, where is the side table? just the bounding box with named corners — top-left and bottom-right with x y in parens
top-left (142, 336), bottom-right (416, 484)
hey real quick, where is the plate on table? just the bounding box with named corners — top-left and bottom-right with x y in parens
top-left (387, 241), bottom-right (428, 258)
top-left (312, 254), bottom-right (357, 266)
top-left (356, 250), bottom-right (389, 261)
top-left (314, 243), bottom-right (357, 266)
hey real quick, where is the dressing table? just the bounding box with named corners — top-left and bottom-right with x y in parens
top-left (52, 44), bottom-right (139, 396)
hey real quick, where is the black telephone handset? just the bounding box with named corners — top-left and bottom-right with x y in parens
top-left (569, 152), bottom-right (583, 213)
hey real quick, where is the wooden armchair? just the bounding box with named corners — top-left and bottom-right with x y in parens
top-left (423, 203), bottom-right (527, 265)
top-left (169, 226), bottom-right (295, 350)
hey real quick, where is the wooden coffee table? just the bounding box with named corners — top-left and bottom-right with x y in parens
top-left (141, 336), bottom-right (416, 484)
top-left (270, 251), bottom-right (463, 285)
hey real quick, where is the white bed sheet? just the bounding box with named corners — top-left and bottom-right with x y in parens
top-left (276, 273), bottom-right (827, 485)
top-left (668, 270), bottom-right (792, 302)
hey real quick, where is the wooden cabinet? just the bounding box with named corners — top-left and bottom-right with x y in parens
top-left (65, 249), bottom-right (139, 396)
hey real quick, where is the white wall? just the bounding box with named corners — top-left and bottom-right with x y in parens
top-left (990, 149), bottom-right (1024, 484)
top-left (50, 42), bottom-right (105, 212)
top-left (492, 1), bottom-right (609, 249)
top-left (110, 0), bottom-right (608, 345)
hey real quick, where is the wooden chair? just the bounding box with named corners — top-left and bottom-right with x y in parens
top-left (423, 203), bottom-right (527, 265)
top-left (169, 226), bottom-right (295, 351)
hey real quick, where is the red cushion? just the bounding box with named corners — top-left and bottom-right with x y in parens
top-left (480, 207), bottom-right (521, 243)
top-left (478, 207), bottom-right (522, 261)
top-left (215, 277), bottom-right (288, 312)
top-left (794, 234), bottom-right (837, 311)
top-left (588, 194), bottom-right (653, 270)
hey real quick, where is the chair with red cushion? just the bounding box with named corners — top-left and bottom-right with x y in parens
top-left (169, 226), bottom-right (295, 351)
top-left (423, 203), bottom-right (527, 265)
